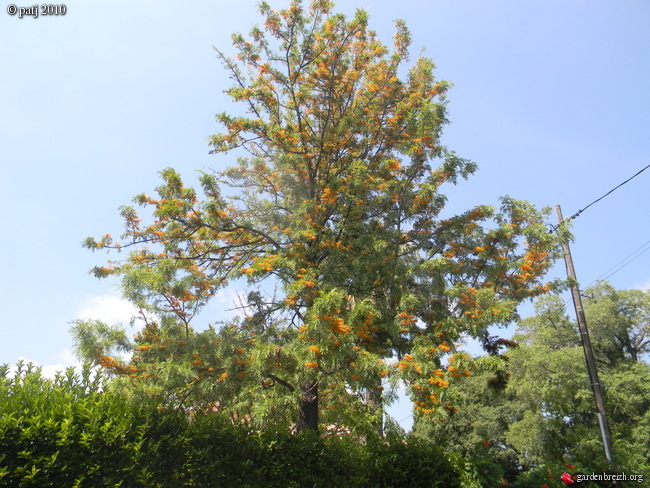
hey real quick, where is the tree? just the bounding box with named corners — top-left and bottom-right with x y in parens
top-left (75, 0), bottom-right (563, 435)
top-left (411, 354), bottom-right (525, 486)
top-left (582, 282), bottom-right (650, 365)
top-left (507, 286), bottom-right (650, 477)
top-left (414, 284), bottom-right (650, 484)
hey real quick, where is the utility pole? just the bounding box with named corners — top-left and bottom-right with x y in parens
top-left (555, 205), bottom-right (616, 466)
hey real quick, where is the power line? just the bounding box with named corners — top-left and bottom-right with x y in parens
top-left (554, 163), bottom-right (650, 288)
top-left (585, 238), bottom-right (650, 288)
top-left (393, 413), bottom-right (413, 428)
top-left (566, 163), bottom-right (650, 222)
top-left (552, 163), bottom-right (650, 302)
top-left (560, 237), bottom-right (650, 309)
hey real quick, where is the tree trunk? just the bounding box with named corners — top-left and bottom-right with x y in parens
top-left (296, 379), bottom-right (319, 433)
top-left (365, 383), bottom-right (384, 437)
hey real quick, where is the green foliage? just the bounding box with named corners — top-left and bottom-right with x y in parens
top-left (0, 362), bottom-right (462, 487)
top-left (412, 356), bottom-right (523, 485)
top-left (183, 420), bottom-right (459, 487)
top-left (70, 319), bottom-right (133, 371)
top-left (582, 283), bottom-right (650, 365)
top-left (413, 283), bottom-right (650, 486)
top-left (0, 361), bottom-right (187, 487)
top-left (506, 286), bottom-right (650, 476)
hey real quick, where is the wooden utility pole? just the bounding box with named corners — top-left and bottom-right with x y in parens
top-left (555, 205), bottom-right (616, 466)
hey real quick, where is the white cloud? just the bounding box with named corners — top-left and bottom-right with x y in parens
top-left (11, 349), bottom-right (81, 380)
top-left (77, 294), bottom-right (141, 325)
top-left (213, 287), bottom-right (242, 313)
top-left (626, 277), bottom-right (650, 291)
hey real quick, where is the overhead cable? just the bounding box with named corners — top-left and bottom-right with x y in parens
top-left (566, 163), bottom-right (650, 222)
top-left (587, 238), bottom-right (650, 287)
top-left (561, 237), bottom-right (650, 308)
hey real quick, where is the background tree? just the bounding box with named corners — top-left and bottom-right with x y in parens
top-left (75, 0), bottom-right (564, 435)
top-left (414, 283), bottom-right (650, 484)
top-left (508, 285), bottom-right (650, 471)
top-left (583, 282), bottom-right (650, 365)
top-left (411, 354), bottom-right (525, 485)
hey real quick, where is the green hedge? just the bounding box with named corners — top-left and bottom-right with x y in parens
top-left (0, 362), bottom-right (459, 487)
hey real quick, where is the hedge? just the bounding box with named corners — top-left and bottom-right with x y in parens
top-left (0, 362), bottom-right (460, 487)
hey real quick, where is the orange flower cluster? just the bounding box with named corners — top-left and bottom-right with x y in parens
top-left (427, 377), bottom-right (449, 387)
top-left (313, 314), bottom-right (351, 335)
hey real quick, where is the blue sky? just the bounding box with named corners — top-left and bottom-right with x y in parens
top-left (2, 1), bottom-right (649, 428)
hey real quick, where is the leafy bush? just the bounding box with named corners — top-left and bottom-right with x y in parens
top-left (0, 362), bottom-right (460, 487)
top-left (0, 362), bottom-right (184, 487)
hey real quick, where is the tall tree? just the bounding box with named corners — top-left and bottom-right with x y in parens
top-left (77, 0), bottom-right (563, 434)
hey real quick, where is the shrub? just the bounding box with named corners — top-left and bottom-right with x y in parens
top-left (0, 362), bottom-right (461, 487)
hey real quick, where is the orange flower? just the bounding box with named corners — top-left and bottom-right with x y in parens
top-left (305, 362), bottom-right (319, 368)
